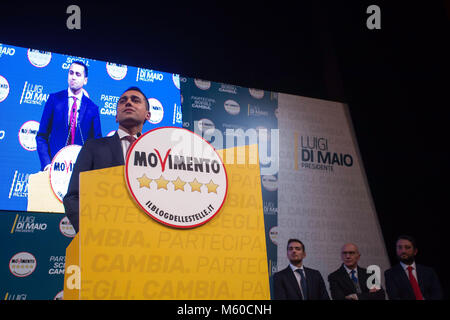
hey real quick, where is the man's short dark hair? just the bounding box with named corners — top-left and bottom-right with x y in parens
top-left (70, 61), bottom-right (88, 77)
top-left (121, 86), bottom-right (150, 111)
top-left (287, 238), bottom-right (305, 252)
top-left (397, 235), bottom-right (417, 249)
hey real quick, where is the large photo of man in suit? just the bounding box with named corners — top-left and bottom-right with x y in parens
top-left (36, 61), bottom-right (102, 171)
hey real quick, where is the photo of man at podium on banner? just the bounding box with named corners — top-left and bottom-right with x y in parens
top-left (27, 61), bottom-right (102, 213)
top-left (63, 86), bottom-right (151, 233)
top-left (36, 61), bottom-right (102, 171)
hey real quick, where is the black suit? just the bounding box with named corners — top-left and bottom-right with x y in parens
top-left (273, 266), bottom-right (330, 300)
top-left (384, 263), bottom-right (443, 300)
top-left (63, 132), bottom-right (124, 232)
top-left (328, 264), bottom-right (385, 300)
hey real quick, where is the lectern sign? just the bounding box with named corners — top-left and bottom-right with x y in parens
top-left (125, 127), bottom-right (228, 228)
top-left (49, 144), bottom-right (82, 202)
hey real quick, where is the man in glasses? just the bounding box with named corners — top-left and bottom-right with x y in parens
top-left (328, 243), bottom-right (385, 300)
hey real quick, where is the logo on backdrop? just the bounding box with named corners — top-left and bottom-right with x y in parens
top-left (59, 216), bottom-right (76, 238)
top-left (48, 256), bottom-right (65, 275)
top-left (11, 214), bottom-right (47, 233)
top-left (194, 79), bottom-right (211, 90)
top-left (261, 175), bottom-right (278, 192)
top-left (9, 252), bottom-right (37, 277)
top-left (0, 74), bottom-right (10, 102)
top-left (296, 134), bottom-right (354, 172)
top-left (269, 226), bottom-right (278, 245)
top-left (248, 104), bottom-right (269, 117)
top-left (49, 145), bottom-right (82, 202)
top-left (20, 81), bottom-right (49, 105)
top-left (27, 49), bottom-right (52, 68)
top-left (54, 291), bottom-right (64, 300)
top-left (125, 127), bottom-right (228, 228)
top-left (100, 94), bottom-right (119, 116)
top-left (264, 200), bottom-right (278, 215)
top-left (18, 120), bottom-right (39, 151)
top-left (219, 83), bottom-right (237, 94)
top-left (191, 96), bottom-right (215, 111)
top-left (173, 103), bottom-right (182, 125)
top-left (106, 62), bottom-right (127, 80)
top-left (148, 98), bottom-right (164, 124)
top-left (196, 118), bottom-right (215, 133)
top-left (61, 56), bottom-right (90, 70)
top-left (8, 170), bottom-right (29, 199)
top-left (249, 88), bottom-right (264, 99)
top-left (136, 68), bottom-right (164, 83)
top-left (224, 99), bottom-right (240, 115)
top-left (0, 43), bottom-right (15, 57)
top-left (172, 74), bottom-right (180, 90)
top-left (4, 293), bottom-right (27, 300)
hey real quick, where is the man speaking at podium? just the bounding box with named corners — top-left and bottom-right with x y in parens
top-left (63, 86), bottom-right (151, 233)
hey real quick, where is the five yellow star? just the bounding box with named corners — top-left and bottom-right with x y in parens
top-left (137, 174), bottom-right (152, 188)
top-left (189, 178), bottom-right (203, 192)
top-left (138, 175), bottom-right (218, 193)
top-left (155, 175), bottom-right (170, 190)
top-left (205, 179), bottom-right (219, 194)
top-left (172, 177), bottom-right (186, 191)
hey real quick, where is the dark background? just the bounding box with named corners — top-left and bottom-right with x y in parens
top-left (0, 1), bottom-right (448, 299)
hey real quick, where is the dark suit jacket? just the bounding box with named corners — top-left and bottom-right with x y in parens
top-left (63, 132), bottom-right (124, 232)
top-left (384, 263), bottom-right (443, 300)
top-left (36, 90), bottom-right (102, 170)
top-left (328, 264), bottom-right (385, 300)
top-left (273, 266), bottom-right (330, 300)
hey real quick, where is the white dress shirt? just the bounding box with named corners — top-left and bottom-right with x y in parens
top-left (343, 264), bottom-right (361, 299)
top-left (400, 261), bottom-right (418, 281)
top-left (67, 89), bottom-right (83, 125)
top-left (117, 128), bottom-right (139, 162)
top-left (289, 264), bottom-right (306, 298)
top-left (343, 264), bottom-right (358, 280)
top-left (400, 261), bottom-right (425, 299)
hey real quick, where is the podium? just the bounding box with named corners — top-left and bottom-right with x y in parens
top-left (64, 145), bottom-right (270, 299)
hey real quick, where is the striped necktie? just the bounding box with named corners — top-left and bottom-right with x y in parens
top-left (122, 135), bottom-right (136, 157)
top-left (68, 97), bottom-right (77, 145)
top-left (296, 269), bottom-right (308, 300)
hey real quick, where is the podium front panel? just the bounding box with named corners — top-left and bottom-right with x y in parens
top-left (64, 144), bottom-right (269, 299)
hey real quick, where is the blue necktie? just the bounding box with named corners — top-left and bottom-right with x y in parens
top-left (350, 269), bottom-right (362, 294)
top-left (296, 269), bottom-right (308, 300)
top-left (350, 269), bottom-right (358, 284)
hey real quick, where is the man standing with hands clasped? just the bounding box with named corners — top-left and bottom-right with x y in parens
top-left (63, 86), bottom-right (151, 233)
top-left (273, 239), bottom-right (330, 300)
top-left (328, 243), bottom-right (385, 300)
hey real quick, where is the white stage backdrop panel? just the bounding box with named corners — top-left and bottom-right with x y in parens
top-left (277, 93), bottom-right (390, 293)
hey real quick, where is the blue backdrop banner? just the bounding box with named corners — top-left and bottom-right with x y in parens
top-left (180, 77), bottom-right (279, 296)
top-left (0, 210), bottom-right (73, 300)
top-left (0, 42), bottom-right (182, 212)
